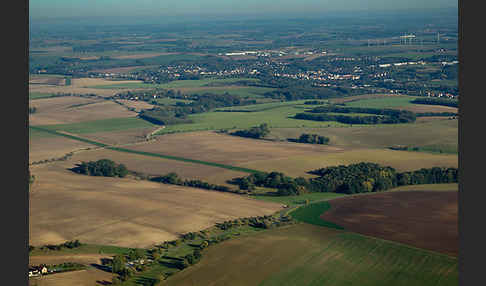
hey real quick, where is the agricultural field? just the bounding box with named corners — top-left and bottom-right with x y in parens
top-left (29, 267), bottom-right (112, 286)
top-left (29, 160), bottom-right (282, 248)
top-left (268, 117), bottom-right (458, 154)
top-left (29, 135), bottom-right (93, 164)
top-left (164, 223), bottom-right (458, 286)
top-left (321, 190), bottom-right (458, 256)
top-left (32, 117), bottom-right (156, 135)
top-left (29, 97), bottom-right (138, 125)
top-left (131, 129), bottom-right (457, 179)
top-left (155, 102), bottom-right (349, 135)
top-left (48, 147), bottom-right (249, 187)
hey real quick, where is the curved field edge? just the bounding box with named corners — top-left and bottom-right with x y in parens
top-left (164, 224), bottom-right (458, 286)
top-left (29, 125), bottom-right (261, 174)
top-left (288, 201), bottom-right (344, 229)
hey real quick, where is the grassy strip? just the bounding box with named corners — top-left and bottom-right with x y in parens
top-left (107, 146), bottom-right (261, 174)
top-left (289, 201), bottom-right (344, 230)
top-left (28, 126), bottom-right (260, 174)
top-left (29, 126), bottom-right (108, 147)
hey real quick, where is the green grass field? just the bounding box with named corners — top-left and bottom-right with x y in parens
top-left (156, 101), bottom-right (350, 135)
top-left (32, 117), bottom-right (156, 134)
top-left (289, 201), bottom-right (344, 229)
top-left (29, 92), bottom-right (58, 100)
top-left (164, 223), bottom-right (458, 286)
top-left (344, 96), bottom-right (419, 108)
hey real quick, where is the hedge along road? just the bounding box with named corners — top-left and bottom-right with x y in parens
top-left (29, 125), bottom-right (262, 174)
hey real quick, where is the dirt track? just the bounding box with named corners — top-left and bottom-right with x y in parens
top-left (321, 190), bottom-right (458, 256)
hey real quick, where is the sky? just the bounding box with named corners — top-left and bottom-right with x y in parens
top-left (30, 0), bottom-right (458, 20)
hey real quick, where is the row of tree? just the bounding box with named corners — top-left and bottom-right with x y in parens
top-left (295, 105), bottom-right (417, 125)
top-left (150, 172), bottom-right (234, 193)
top-left (411, 97), bottom-right (458, 108)
top-left (72, 159), bottom-right (128, 178)
top-left (230, 162), bottom-right (459, 196)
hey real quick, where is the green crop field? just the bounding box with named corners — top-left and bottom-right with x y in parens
top-left (289, 201), bottom-right (344, 229)
top-left (156, 101), bottom-right (351, 135)
top-left (164, 223), bottom-right (458, 286)
top-left (344, 96), bottom-right (419, 108)
top-left (33, 117), bottom-right (156, 134)
top-left (29, 92), bottom-right (58, 100)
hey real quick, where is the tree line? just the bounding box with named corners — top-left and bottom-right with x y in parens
top-left (411, 97), bottom-right (458, 108)
top-left (230, 162), bottom-right (458, 196)
top-left (71, 159), bottom-right (128, 178)
top-left (150, 172), bottom-right (237, 193)
top-left (295, 105), bottom-right (416, 124)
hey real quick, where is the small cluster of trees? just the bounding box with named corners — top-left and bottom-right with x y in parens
top-left (36, 240), bottom-right (82, 251)
top-left (295, 106), bottom-right (416, 125)
top-left (230, 123), bottom-right (270, 139)
top-left (29, 107), bottom-right (37, 114)
top-left (295, 133), bottom-right (330, 145)
top-left (150, 172), bottom-right (234, 193)
top-left (73, 159), bottom-right (128, 178)
top-left (411, 97), bottom-right (458, 108)
top-left (216, 215), bottom-right (295, 231)
top-left (230, 162), bottom-right (459, 196)
top-left (229, 171), bottom-right (309, 196)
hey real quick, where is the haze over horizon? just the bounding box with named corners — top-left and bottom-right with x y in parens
top-left (30, 0), bottom-right (457, 21)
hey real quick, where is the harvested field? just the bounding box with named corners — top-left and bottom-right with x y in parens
top-left (81, 127), bottom-right (158, 145)
top-left (91, 65), bottom-right (147, 74)
top-left (29, 97), bottom-right (137, 125)
top-left (29, 77), bottom-right (65, 86)
top-left (127, 131), bottom-right (344, 168)
top-left (131, 131), bottom-right (457, 178)
top-left (400, 104), bottom-right (458, 113)
top-left (165, 223), bottom-right (458, 286)
top-left (240, 148), bottom-right (457, 176)
top-left (29, 135), bottom-right (93, 164)
top-left (62, 147), bottom-right (248, 186)
top-left (70, 78), bottom-right (144, 88)
top-left (112, 52), bottom-right (174, 59)
top-left (29, 84), bottom-right (123, 97)
top-left (28, 268), bottom-right (112, 286)
top-left (29, 161), bottom-right (282, 248)
top-left (321, 191), bottom-right (458, 256)
top-left (116, 99), bottom-right (156, 112)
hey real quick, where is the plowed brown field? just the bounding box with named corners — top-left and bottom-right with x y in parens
top-left (321, 190), bottom-right (458, 256)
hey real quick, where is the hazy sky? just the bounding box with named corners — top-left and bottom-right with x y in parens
top-left (30, 0), bottom-right (457, 19)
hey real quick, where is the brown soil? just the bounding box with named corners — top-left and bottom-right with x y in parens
top-left (321, 191), bottom-right (458, 256)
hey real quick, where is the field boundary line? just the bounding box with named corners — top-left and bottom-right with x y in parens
top-left (29, 126), bottom-right (261, 174)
